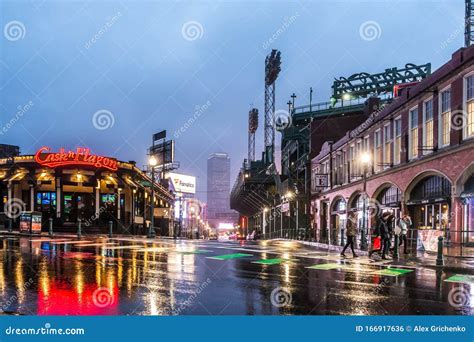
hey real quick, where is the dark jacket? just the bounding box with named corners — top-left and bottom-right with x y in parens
top-left (378, 219), bottom-right (389, 239)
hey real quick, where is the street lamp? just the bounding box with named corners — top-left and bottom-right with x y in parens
top-left (360, 152), bottom-right (371, 250)
top-left (148, 155), bottom-right (157, 238)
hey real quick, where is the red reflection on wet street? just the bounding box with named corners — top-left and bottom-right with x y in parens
top-left (37, 280), bottom-right (119, 315)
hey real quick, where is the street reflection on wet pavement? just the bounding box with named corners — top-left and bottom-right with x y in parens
top-left (0, 236), bottom-right (472, 315)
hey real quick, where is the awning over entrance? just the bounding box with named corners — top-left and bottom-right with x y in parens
top-left (3, 171), bottom-right (27, 182)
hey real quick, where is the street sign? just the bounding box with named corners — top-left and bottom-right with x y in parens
top-left (312, 174), bottom-right (329, 188)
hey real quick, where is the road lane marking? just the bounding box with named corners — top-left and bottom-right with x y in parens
top-left (207, 253), bottom-right (253, 260)
top-left (306, 263), bottom-right (343, 270)
top-left (371, 268), bottom-right (413, 276)
top-left (176, 249), bottom-right (213, 254)
top-left (444, 274), bottom-right (474, 284)
top-left (252, 258), bottom-right (295, 265)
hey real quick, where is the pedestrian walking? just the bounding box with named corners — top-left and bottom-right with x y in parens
top-left (398, 212), bottom-right (412, 254)
top-left (369, 215), bottom-right (383, 258)
top-left (380, 212), bottom-right (391, 259)
top-left (341, 211), bottom-right (358, 258)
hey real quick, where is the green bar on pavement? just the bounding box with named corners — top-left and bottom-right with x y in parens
top-left (252, 258), bottom-right (293, 265)
top-left (371, 268), bottom-right (413, 276)
top-left (445, 274), bottom-right (474, 284)
top-left (207, 253), bottom-right (253, 260)
top-left (306, 263), bottom-right (343, 270)
top-left (177, 250), bottom-right (213, 255)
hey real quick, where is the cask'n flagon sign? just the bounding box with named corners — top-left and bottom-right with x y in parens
top-left (34, 147), bottom-right (118, 171)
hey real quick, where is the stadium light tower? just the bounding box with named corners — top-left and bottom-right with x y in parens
top-left (264, 49), bottom-right (281, 164)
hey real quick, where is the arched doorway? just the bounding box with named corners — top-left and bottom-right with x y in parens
top-left (330, 197), bottom-right (346, 246)
top-left (457, 163), bottom-right (474, 245)
top-left (348, 192), bottom-right (369, 247)
top-left (375, 184), bottom-right (402, 219)
top-left (407, 174), bottom-right (451, 232)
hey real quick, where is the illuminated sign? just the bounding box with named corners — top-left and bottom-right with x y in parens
top-left (35, 147), bottom-right (118, 171)
top-left (167, 172), bottom-right (196, 194)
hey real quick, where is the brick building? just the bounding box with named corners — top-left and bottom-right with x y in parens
top-left (311, 46), bottom-right (474, 252)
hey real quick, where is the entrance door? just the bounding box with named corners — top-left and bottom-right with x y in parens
top-left (466, 198), bottom-right (474, 244)
top-left (63, 193), bottom-right (95, 223)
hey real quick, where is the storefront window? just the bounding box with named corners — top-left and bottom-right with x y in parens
top-left (408, 175), bottom-right (452, 231)
top-left (35, 192), bottom-right (56, 213)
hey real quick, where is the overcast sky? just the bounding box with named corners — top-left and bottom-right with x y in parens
top-left (0, 0), bottom-right (464, 201)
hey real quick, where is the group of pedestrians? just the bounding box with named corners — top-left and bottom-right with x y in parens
top-left (340, 210), bottom-right (412, 259)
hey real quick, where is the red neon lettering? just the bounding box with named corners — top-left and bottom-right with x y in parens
top-left (34, 146), bottom-right (118, 171)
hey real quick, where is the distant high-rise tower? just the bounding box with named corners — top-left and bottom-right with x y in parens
top-left (207, 153), bottom-right (235, 223)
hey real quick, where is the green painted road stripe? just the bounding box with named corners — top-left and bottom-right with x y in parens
top-left (444, 274), bottom-right (474, 284)
top-left (371, 268), bottom-right (413, 276)
top-left (252, 258), bottom-right (294, 265)
top-left (178, 249), bottom-right (213, 255)
top-left (207, 253), bottom-right (253, 260)
top-left (306, 263), bottom-right (343, 270)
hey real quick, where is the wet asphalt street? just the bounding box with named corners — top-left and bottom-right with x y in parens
top-left (0, 236), bottom-right (472, 316)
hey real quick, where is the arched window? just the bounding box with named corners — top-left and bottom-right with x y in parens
top-left (377, 185), bottom-right (401, 206)
top-left (411, 175), bottom-right (451, 201)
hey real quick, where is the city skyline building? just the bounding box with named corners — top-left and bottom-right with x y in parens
top-left (207, 152), bottom-right (238, 227)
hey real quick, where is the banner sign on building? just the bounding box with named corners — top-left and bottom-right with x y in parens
top-left (167, 173), bottom-right (196, 194)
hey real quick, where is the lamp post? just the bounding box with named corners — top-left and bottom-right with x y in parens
top-left (360, 152), bottom-right (371, 250)
top-left (148, 155), bottom-right (157, 238)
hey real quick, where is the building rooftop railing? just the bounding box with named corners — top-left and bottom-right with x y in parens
top-left (292, 94), bottom-right (393, 117)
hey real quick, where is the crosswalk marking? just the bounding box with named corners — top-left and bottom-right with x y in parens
top-left (371, 268), bottom-right (413, 276)
top-left (207, 253), bottom-right (253, 260)
top-left (252, 258), bottom-right (294, 265)
top-left (444, 274), bottom-right (474, 284)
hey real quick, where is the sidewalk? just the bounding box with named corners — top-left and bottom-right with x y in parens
top-left (0, 229), bottom-right (187, 241)
top-left (279, 239), bottom-right (474, 274)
